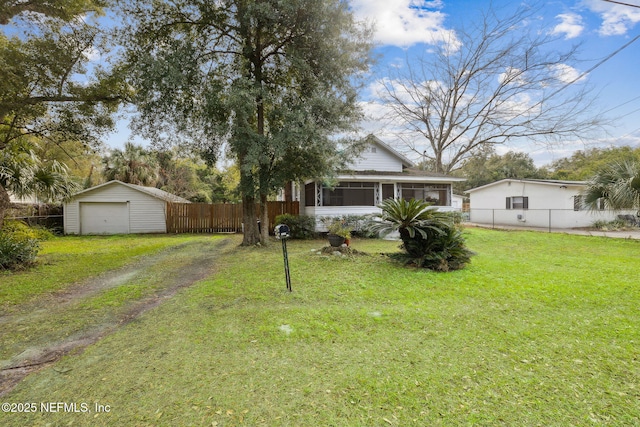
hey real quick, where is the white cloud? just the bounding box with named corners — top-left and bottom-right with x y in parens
top-left (499, 67), bottom-right (527, 86)
top-left (83, 46), bottom-right (101, 61)
top-left (350, 0), bottom-right (459, 50)
top-left (550, 63), bottom-right (586, 84)
top-left (551, 13), bottom-right (584, 39)
top-left (584, 0), bottom-right (640, 36)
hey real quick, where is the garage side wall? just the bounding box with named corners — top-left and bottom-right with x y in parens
top-left (64, 183), bottom-right (167, 235)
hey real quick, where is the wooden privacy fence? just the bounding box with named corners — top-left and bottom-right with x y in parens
top-left (166, 201), bottom-right (299, 234)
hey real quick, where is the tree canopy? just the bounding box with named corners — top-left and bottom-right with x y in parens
top-left (0, 0), bottom-right (126, 229)
top-left (453, 149), bottom-right (546, 193)
top-left (545, 146), bottom-right (640, 181)
top-left (100, 143), bottom-right (240, 203)
top-left (0, 0), bottom-right (125, 150)
top-left (0, 0), bottom-right (106, 25)
top-left (118, 0), bottom-right (373, 245)
top-left (0, 138), bottom-right (78, 229)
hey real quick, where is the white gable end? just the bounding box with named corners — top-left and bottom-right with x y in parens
top-left (346, 141), bottom-right (408, 172)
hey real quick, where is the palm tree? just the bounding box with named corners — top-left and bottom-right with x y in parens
top-left (582, 160), bottom-right (640, 216)
top-left (367, 198), bottom-right (452, 242)
top-left (102, 142), bottom-right (158, 186)
top-left (0, 140), bottom-right (78, 230)
top-left (367, 198), bottom-right (473, 271)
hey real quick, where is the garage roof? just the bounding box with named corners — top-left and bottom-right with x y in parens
top-left (70, 180), bottom-right (191, 203)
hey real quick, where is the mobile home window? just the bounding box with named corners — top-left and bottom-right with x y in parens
top-left (506, 196), bottom-right (528, 210)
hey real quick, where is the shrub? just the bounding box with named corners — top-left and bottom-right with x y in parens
top-left (327, 220), bottom-right (351, 239)
top-left (318, 215), bottom-right (377, 238)
top-left (274, 214), bottom-right (317, 239)
top-left (2, 220), bottom-right (54, 241)
top-left (592, 219), bottom-right (628, 230)
top-left (0, 231), bottom-right (41, 270)
top-left (367, 198), bottom-right (474, 272)
top-left (391, 224), bottom-right (474, 271)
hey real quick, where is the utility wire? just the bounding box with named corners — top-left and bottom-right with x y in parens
top-left (617, 105), bottom-right (640, 120)
top-left (502, 33), bottom-right (640, 127)
top-left (544, 34), bottom-right (640, 101)
top-left (618, 125), bottom-right (640, 140)
top-left (599, 0), bottom-right (640, 141)
top-left (601, 94), bottom-right (640, 115)
top-left (601, 0), bottom-right (640, 8)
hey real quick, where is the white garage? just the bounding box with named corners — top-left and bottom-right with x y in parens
top-left (64, 180), bottom-right (190, 235)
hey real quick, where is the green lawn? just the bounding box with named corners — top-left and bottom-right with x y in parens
top-left (0, 234), bottom-right (221, 309)
top-left (1, 228), bottom-right (639, 426)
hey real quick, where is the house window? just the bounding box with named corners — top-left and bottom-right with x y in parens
top-left (401, 184), bottom-right (450, 206)
top-left (382, 184), bottom-right (395, 201)
top-left (304, 182), bottom-right (316, 207)
top-left (574, 195), bottom-right (583, 211)
top-left (506, 196), bottom-right (528, 210)
top-left (574, 195), bottom-right (605, 211)
top-left (597, 198), bottom-right (606, 210)
top-left (322, 182), bottom-right (375, 206)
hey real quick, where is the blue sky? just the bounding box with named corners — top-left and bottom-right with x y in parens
top-left (103, 0), bottom-right (640, 166)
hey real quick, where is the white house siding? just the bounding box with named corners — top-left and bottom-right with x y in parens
top-left (346, 143), bottom-right (404, 172)
top-left (467, 179), bottom-right (633, 229)
top-left (128, 197), bottom-right (167, 233)
top-left (304, 206), bottom-right (380, 231)
top-left (451, 194), bottom-right (464, 210)
top-left (64, 182), bottom-right (167, 235)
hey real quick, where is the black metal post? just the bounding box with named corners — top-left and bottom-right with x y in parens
top-left (282, 238), bottom-right (292, 292)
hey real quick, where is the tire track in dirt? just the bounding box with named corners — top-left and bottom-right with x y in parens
top-left (0, 236), bottom-right (232, 397)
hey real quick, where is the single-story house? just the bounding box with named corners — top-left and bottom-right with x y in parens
top-left (64, 180), bottom-right (190, 235)
top-left (465, 178), bottom-right (635, 229)
top-left (283, 135), bottom-right (465, 230)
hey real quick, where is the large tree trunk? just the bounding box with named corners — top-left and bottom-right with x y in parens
top-left (0, 183), bottom-right (10, 231)
top-left (260, 193), bottom-right (269, 245)
top-left (241, 194), bottom-right (260, 246)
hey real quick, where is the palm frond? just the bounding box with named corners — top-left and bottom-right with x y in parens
top-left (583, 160), bottom-right (640, 213)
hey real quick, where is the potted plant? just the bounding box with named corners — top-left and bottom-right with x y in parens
top-left (327, 220), bottom-right (352, 247)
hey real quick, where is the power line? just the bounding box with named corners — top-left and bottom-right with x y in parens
top-left (601, 95), bottom-right (640, 115)
top-left (618, 126), bottom-right (640, 141)
top-left (501, 33), bottom-right (640, 128)
top-left (601, 0), bottom-right (640, 8)
top-left (618, 105), bottom-right (640, 120)
top-left (545, 33), bottom-right (640, 101)
top-left (599, 0), bottom-right (640, 141)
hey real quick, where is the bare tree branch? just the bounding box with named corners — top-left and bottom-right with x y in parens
top-left (379, 3), bottom-right (610, 174)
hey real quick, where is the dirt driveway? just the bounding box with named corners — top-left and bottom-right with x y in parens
top-left (0, 237), bottom-right (230, 396)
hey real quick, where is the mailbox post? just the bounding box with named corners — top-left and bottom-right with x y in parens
top-left (274, 224), bottom-right (292, 292)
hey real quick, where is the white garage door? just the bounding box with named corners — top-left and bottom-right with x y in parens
top-left (80, 202), bottom-right (130, 235)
